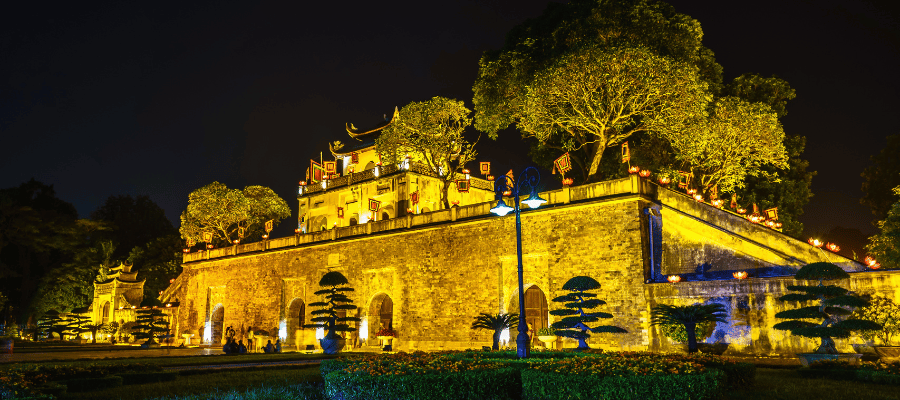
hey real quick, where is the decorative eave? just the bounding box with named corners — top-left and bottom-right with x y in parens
top-left (330, 141), bottom-right (376, 157)
top-left (344, 106), bottom-right (398, 138)
top-left (95, 277), bottom-right (146, 286)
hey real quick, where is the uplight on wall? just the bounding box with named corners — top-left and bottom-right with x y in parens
top-left (315, 327), bottom-right (325, 340)
top-left (204, 322), bottom-right (212, 344)
top-left (359, 317), bottom-right (368, 341)
top-left (279, 320), bottom-right (287, 341)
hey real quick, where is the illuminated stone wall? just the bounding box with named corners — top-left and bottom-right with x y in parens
top-left (164, 176), bottom-right (898, 354)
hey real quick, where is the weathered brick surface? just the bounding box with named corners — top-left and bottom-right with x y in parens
top-left (166, 178), bottom-right (899, 355)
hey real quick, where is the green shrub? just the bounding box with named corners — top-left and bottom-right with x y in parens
top-left (521, 368), bottom-right (724, 400)
top-left (56, 375), bottom-right (123, 392)
top-left (116, 370), bottom-right (179, 385)
top-left (324, 368), bottom-right (520, 400)
top-left (660, 320), bottom-right (716, 343)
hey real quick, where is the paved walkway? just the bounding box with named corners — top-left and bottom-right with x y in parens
top-left (0, 347), bottom-right (225, 363)
top-left (163, 359), bottom-right (322, 371)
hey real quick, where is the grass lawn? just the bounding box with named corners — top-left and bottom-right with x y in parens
top-left (60, 365), bottom-right (323, 400)
top-left (728, 368), bottom-right (900, 400)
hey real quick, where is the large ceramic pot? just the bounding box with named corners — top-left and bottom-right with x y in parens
top-left (797, 353), bottom-right (862, 367)
top-left (0, 338), bottom-right (13, 354)
top-left (697, 343), bottom-right (730, 356)
top-left (319, 336), bottom-right (346, 354)
top-left (873, 346), bottom-right (900, 363)
top-left (538, 335), bottom-right (557, 349)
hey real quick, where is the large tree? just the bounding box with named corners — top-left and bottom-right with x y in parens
top-left (861, 134), bottom-right (900, 222)
top-left (90, 195), bottom-right (176, 261)
top-left (663, 96), bottom-right (787, 196)
top-left (518, 45), bottom-right (709, 182)
top-left (473, 0), bottom-right (722, 183)
top-left (127, 235), bottom-right (183, 301)
top-left (866, 186), bottom-right (900, 269)
top-left (375, 97), bottom-right (478, 209)
top-left (179, 182), bottom-right (291, 246)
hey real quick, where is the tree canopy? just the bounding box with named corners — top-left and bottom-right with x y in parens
top-left (375, 96), bottom-right (478, 209)
top-left (861, 134), bottom-right (900, 222)
top-left (179, 182), bottom-right (291, 246)
top-left (663, 96), bottom-right (787, 196)
top-left (866, 186), bottom-right (900, 269)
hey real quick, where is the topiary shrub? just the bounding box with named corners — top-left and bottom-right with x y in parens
top-left (774, 262), bottom-right (882, 354)
top-left (303, 271), bottom-right (360, 354)
top-left (550, 276), bottom-right (626, 350)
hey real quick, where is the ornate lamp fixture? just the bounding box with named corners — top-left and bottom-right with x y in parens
top-left (826, 243), bottom-right (840, 252)
top-left (733, 271), bottom-right (749, 280)
top-left (807, 238), bottom-right (823, 248)
top-left (639, 170), bottom-right (651, 178)
top-left (667, 275), bottom-right (682, 284)
top-left (864, 256), bottom-right (880, 269)
top-left (628, 166), bottom-right (640, 174)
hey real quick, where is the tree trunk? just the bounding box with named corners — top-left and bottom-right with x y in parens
top-left (492, 331), bottom-right (500, 350)
top-left (816, 336), bottom-right (839, 354)
top-left (441, 180), bottom-right (451, 210)
top-left (586, 142), bottom-right (606, 182)
top-left (686, 322), bottom-right (698, 353)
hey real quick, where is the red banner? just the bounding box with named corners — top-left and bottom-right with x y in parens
top-left (554, 153), bottom-right (572, 174)
top-left (368, 198), bottom-right (381, 212)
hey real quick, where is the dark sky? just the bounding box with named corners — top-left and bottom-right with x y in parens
top-left (2, 0), bottom-right (898, 242)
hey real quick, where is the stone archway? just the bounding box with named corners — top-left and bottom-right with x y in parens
top-left (210, 304), bottom-right (225, 345)
top-left (101, 302), bottom-right (110, 325)
top-left (368, 293), bottom-right (394, 339)
top-left (508, 285), bottom-right (548, 346)
top-left (287, 298), bottom-right (306, 347)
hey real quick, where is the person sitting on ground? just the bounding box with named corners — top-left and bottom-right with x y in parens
top-left (275, 338), bottom-right (282, 353)
top-left (238, 340), bottom-right (247, 354)
top-left (264, 339), bottom-right (274, 353)
top-left (222, 340), bottom-right (230, 354)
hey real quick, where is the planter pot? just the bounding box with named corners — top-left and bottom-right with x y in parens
top-left (319, 337), bottom-right (346, 354)
top-left (181, 334), bottom-right (194, 346)
top-left (377, 336), bottom-right (394, 351)
top-left (0, 338), bottom-right (13, 354)
top-left (538, 335), bottom-right (557, 348)
top-left (697, 343), bottom-right (730, 356)
top-left (873, 346), bottom-right (900, 363)
top-left (797, 353), bottom-right (862, 367)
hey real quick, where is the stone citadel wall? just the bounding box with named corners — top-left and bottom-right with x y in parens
top-left (164, 176), bottom-right (898, 354)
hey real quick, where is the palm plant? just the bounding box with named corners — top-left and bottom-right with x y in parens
top-left (651, 303), bottom-right (727, 353)
top-left (471, 313), bottom-right (518, 350)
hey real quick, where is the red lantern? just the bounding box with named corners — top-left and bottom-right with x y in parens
top-left (562, 177), bottom-right (574, 186)
top-left (628, 166), bottom-right (640, 174)
top-left (262, 234), bottom-right (269, 239)
top-left (503, 190), bottom-right (512, 196)
top-left (407, 208), bottom-right (413, 213)
top-left (233, 239), bottom-right (240, 245)
top-left (658, 176), bottom-right (671, 185)
top-left (764, 220), bottom-right (775, 228)
top-left (693, 193), bottom-right (703, 202)
top-left (169, 278), bottom-right (175, 284)
top-left (487, 175), bottom-right (495, 181)
top-left (206, 244), bottom-right (214, 249)
top-left (774, 222), bottom-right (782, 229)
top-left (826, 243), bottom-right (840, 252)
top-left (182, 248), bottom-right (190, 253)
top-left (639, 170), bottom-right (651, 178)
top-left (733, 271), bottom-right (749, 280)
top-left (667, 275), bottom-right (682, 284)
top-left (299, 181), bottom-right (307, 186)
top-left (294, 228), bottom-right (301, 234)
top-left (462, 169), bottom-right (470, 174)
top-left (736, 208), bottom-right (747, 214)
top-left (712, 199), bottom-right (724, 208)
top-left (865, 256), bottom-right (880, 269)
top-left (808, 238), bottom-right (823, 248)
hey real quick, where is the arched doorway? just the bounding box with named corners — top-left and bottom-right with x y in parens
top-left (381, 212), bottom-right (390, 221)
top-left (349, 217), bottom-right (358, 226)
top-left (101, 302), bottom-right (110, 325)
top-left (210, 305), bottom-right (224, 345)
top-left (287, 298), bottom-right (306, 347)
top-left (509, 286), bottom-right (548, 346)
top-left (368, 293), bottom-right (394, 339)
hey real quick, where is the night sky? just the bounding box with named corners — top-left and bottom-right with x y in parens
top-left (2, 0), bottom-right (898, 242)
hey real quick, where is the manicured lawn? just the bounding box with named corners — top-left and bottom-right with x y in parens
top-left (60, 365), bottom-right (323, 400)
top-left (728, 368), bottom-right (899, 400)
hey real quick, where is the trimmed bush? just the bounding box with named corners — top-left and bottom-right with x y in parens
top-left (521, 368), bottom-right (724, 400)
top-left (117, 370), bottom-right (179, 385)
top-left (324, 368), bottom-right (520, 400)
top-left (56, 375), bottom-right (123, 392)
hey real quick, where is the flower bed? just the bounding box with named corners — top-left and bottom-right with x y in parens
top-left (0, 362), bottom-right (163, 397)
top-left (322, 350), bottom-right (746, 400)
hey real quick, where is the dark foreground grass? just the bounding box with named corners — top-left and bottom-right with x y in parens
top-left (727, 368), bottom-right (900, 400)
top-left (59, 366), bottom-right (323, 400)
top-left (3, 352), bottom-right (339, 370)
top-left (35, 365), bottom-right (900, 400)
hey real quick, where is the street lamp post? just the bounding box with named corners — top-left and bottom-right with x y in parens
top-left (490, 166), bottom-right (547, 359)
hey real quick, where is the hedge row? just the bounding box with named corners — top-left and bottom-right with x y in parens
top-left (323, 368), bottom-right (520, 400)
top-left (56, 375), bottom-right (123, 392)
top-left (521, 368), bottom-right (725, 400)
top-left (118, 371), bottom-right (179, 385)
